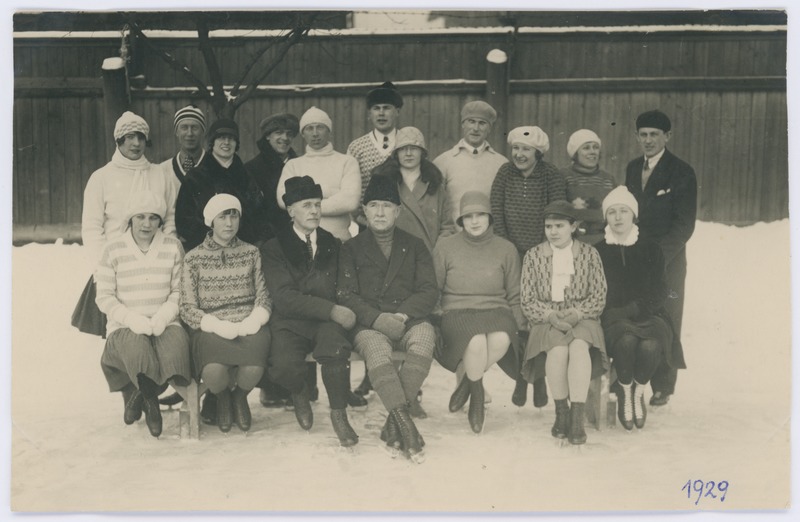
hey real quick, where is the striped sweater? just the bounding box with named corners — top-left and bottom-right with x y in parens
top-left (180, 234), bottom-right (271, 330)
top-left (95, 229), bottom-right (184, 336)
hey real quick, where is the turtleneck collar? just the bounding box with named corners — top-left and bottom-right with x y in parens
top-left (372, 226), bottom-right (395, 259)
top-left (570, 162), bottom-right (600, 176)
top-left (304, 142), bottom-right (334, 156)
top-left (462, 226), bottom-right (494, 245)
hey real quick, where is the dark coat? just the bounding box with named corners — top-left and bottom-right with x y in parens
top-left (337, 227), bottom-right (439, 334)
top-left (175, 153), bottom-right (270, 251)
top-left (244, 137), bottom-right (297, 230)
top-left (260, 222), bottom-right (340, 334)
top-left (595, 237), bottom-right (685, 369)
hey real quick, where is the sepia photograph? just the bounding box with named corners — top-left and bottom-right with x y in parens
top-left (4, 1), bottom-right (795, 519)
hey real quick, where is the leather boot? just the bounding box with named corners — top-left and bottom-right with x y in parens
top-left (551, 398), bottom-right (570, 439)
top-left (216, 388), bottom-right (233, 433)
top-left (122, 386), bottom-right (143, 425)
top-left (330, 408), bottom-right (359, 447)
top-left (633, 381), bottom-right (647, 429)
top-left (140, 394), bottom-right (162, 438)
top-left (231, 387), bottom-right (252, 432)
top-left (448, 376), bottom-right (471, 413)
top-left (511, 376), bottom-right (528, 407)
top-left (347, 390), bottom-right (368, 408)
top-left (467, 378), bottom-right (485, 434)
top-left (354, 373), bottom-right (372, 397)
top-left (201, 392), bottom-right (217, 426)
top-left (617, 382), bottom-right (634, 431)
top-left (290, 385), bottom-right (314, 430)
top-left (649, 391), bottom-right (670, 407)
top-left (533, 377), bottom-right (549, 408)
top-left (568, 402), bottom-right (587, 445)
top-left (389, 406), bottom-right (425, 463)
top-left (158, 391), bottom-right (183, 407)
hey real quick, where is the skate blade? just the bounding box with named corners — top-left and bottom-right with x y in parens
top-left (409, 451), bottom-right (426, 464)
top-left (383, 445), bottom-right (402, 459)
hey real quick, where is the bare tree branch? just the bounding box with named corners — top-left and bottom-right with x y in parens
top-left (230, 30), bottom-right (288, 97)
top-left (126, 20), bottom-right (209, 97)
top-left (195, 17), bottom-right (226, 115)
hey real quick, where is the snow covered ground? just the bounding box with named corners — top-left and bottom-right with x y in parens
top-left (8, 220), bottom-right (794, 517)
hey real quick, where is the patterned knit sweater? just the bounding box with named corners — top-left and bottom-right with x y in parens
top-left (433, 140), bottom-right (508, 223)
top-left (180, 234), bottom-right (271, 330)
top-left (347, 132), bottom-right (394, 201)
top-left (520, 240), bottom-right (607, 324)
top-left (95, 229), bottom-right (184, 336)
top-left (491, 161), bottom-right (567, 256)
top-left (560, 164), bottom-right (618, 245)
top-left (433, 229), bottom-right (526, 329)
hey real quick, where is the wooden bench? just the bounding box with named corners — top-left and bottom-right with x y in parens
top-left (173, 351), bottom-right (403, 440)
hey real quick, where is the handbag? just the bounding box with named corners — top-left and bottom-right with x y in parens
top-left (70, 276), bottom-right (107, 338)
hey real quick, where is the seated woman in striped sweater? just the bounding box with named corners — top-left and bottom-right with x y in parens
top-left (180, 194), bottom-right (272, 434)
top-left (95, 191), bottom-right (191, 439)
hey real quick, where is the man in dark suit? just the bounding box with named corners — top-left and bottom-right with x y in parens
top-left (338, 175), bottom-right (439, 463)
top-left (625, 110), bottom-right (694, 406)
top-left (260, 176), bottom-right (360, 447)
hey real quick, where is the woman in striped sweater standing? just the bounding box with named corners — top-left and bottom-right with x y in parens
top-left (95, 191), bottom-right (190, 439)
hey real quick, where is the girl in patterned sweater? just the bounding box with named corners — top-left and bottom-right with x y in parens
top-left (520, 200), bottom-right (608, 445)
top-left (95, 191), bottom-right (190, 439)
top-left (181, 194), bottom-right (272, 433)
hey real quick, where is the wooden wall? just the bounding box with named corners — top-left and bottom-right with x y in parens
top-left (13, 29), bottom-right (788, 230)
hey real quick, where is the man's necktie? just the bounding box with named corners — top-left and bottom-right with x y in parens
top-left (305, 233), bottom-right (314, 265)
top-left (383, 136), bottom-right (389, 150)
top-left (472, 148), bottom-right (478, 155)
top-left (641, 159), bottom-right (652, 189)
top-left (182, 154), bottom-right (195, 172)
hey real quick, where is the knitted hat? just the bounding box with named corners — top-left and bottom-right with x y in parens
top-left (259, 113), bottom-right (299, 138)
top-left (507, 126), bottom-right (550, 154)
top-left (114, 111), bottom-right (150, 140)
top-left (203, 193), bottom-right (242, 227)
top-left (367, 81), bottom-right (403, 109)
top-left (282, 176), bottom-right (323, 207)
top-left (543, 200), bottom-right (577, 222)
top-left (174, 105), bottom-right (206, 132)
top-left (602, 186), bottom-right (639, 218)
top-left (363, 174), bottom-right (400, 205)
top-left (636, 110), bottom-right (671, 132)
top-left (460, 100), bottom-right (497, 125)
top-left (125, 191), bottom-right (167, 224)
top-left (456, 191), bottom-right (492, 228)
top-left (566, 129), bottom-right (602, 158)
top-left (299, 106), bottom-right (332, 132)
top-left (207, 119), bottom-right (239, 147)
top-left (395, 127), bottom-right (426, 152)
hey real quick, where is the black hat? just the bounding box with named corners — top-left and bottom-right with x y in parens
top-left (543, 200), bottom-right (577, 222)
top-left (636, 110), bottom-right (671, 132)
top-left (259, 113), bottom-right (300, 138)
top-left (207, 119), bottom-right (239, 146)
top-left (283, 176), bottom-right (323, 207)
top-left (367, 81), bottom-right (403, 109)
top-left (363, 174), bottom-right (400, 205)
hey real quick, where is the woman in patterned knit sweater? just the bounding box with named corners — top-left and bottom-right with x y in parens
top-left (180, 194), bottom-right (272, 433)
top-left (491, 126), bottom-right (566, 410)
top-left (433, 191), bottom-right (527, 434)
top-left (560, 129), bottom-right (618, 245)
top-left (521, 200), bottom-right (607, 445)
top-left (95, 191), bottom-right (190, 439)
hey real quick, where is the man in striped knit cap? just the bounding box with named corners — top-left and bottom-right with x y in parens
top-left (160, 104), bottom-right (206, 193)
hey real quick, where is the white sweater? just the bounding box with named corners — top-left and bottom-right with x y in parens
top-left (276, 143), bottom-right (361, 241)
top-left (81, 149), bottom-right (177, 270)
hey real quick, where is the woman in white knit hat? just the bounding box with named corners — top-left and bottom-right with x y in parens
top-left (559, 129), bottom-right (618, 245)
top-left (594, 186), bottom-right (685, 430)
top-left (95, 191), bottom-right (190, 438)
top-left (490, 125), bottom-right (567, 409)
top-left (73, 111), bottom-right (177, 337)
top-left (180, 194), bottom-right (272, 434)
top-left (276, 106), bottom-right (361, 241)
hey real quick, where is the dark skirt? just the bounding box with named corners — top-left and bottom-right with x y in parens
top-left (71, 276), bottom-right (107, 338)
top-left (436, 308), bottom-right (520, 379)
top-left (522, 319), bottom-right (608, 382)
top-left (191, 326), bottom-right (271, 377)
top-left (101, 325), bottom-right (191, 392)
top-left (604, 316), bottom-right (672, 360)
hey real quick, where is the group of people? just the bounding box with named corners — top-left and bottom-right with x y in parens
top-left (77, 80), bottom-right (697, 462)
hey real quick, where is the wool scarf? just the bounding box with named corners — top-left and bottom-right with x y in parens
top-left (550, 240), bottom-right (575, 302)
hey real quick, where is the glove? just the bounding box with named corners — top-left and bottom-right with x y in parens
top-left (150, 315), bottom-right (169, 336)
top-left (125, 312), bottom-right (153, 336)
top-left (561, 309), bottom-right (582, 327)
top-left (547, 311), bottom-right (572, 333)
top-left (372, 313), bottom-right (406, 341)
top-left (215, 320), bottom-right (240, 340)
top-left (330, 305), bottom-right (357, 330)
top-left (150, 302), bottom-right (178, 336)
top-left (200, 314), bottom-right (221, 334)
top-left (239, 307), bottom-right (270, 336)
top-left (391, 313), bottom-right (409, 323)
